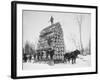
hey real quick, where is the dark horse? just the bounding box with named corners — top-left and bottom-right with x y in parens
top-left (64, 49), bottom-right (80, 64)
top-left (64, 53), bottom-right (71, 63)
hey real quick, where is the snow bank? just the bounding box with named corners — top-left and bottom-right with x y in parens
top-left (23, 55), bottom-right (91, 70)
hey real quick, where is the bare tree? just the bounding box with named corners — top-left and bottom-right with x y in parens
top-left (70, 34), bottom-right (79, 50)
top-left (77, 15), bottom-right (84, 55)
top-left (24, 41), bottom-right (36, 55)
top-left (25, 41), bottom-right (30, 54)
top-left (88, 37), bottom-right (91, 54)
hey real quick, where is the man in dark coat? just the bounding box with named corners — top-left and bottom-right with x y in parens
top-left (50, 16), bottom-right (54, 25)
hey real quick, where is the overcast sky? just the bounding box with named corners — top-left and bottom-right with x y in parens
top-left (23, 10), bottom-right (91, 51)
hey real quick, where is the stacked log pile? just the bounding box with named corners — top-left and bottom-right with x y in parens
top-left (37, 22), bottom-right (65, 60)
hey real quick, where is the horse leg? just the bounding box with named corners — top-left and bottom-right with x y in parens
top-left (46, 54), bottom-right (48, 60)
top-left (74, 58), bottom-right (76, 64)
top-left (72, 58), bottom-right (76, 64)
top-left (68, 58), bottom-right (70, 63)
top-left (72, 59), bottom-right (73, 64)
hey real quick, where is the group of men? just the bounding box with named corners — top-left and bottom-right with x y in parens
top-left (34, 48), bottom-right (55, 61)
top-left (23, 48), bottom-right (80, 64)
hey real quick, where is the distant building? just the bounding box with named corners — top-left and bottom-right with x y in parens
top-left (37, 22), bottom-right (65, 59)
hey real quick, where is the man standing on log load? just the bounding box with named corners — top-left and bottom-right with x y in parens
top-left (50, 16), bottom-right (54, 25)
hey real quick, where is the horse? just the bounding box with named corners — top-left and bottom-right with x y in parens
top-left (70, 49), bottom-right (80, 64)
top-left (64, 53), bottom-right (71, 63)
top-left (64, 49), bottom-right (80, 64)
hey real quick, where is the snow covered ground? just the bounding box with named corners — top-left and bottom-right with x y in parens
top-left (23, 55), bottom-right (91, 70)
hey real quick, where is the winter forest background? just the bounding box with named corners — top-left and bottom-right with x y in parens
top-left (22, 10), bottom-right (91, 70)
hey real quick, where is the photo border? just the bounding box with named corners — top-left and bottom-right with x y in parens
top-left (11, 1), bottom-right (98, 79)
